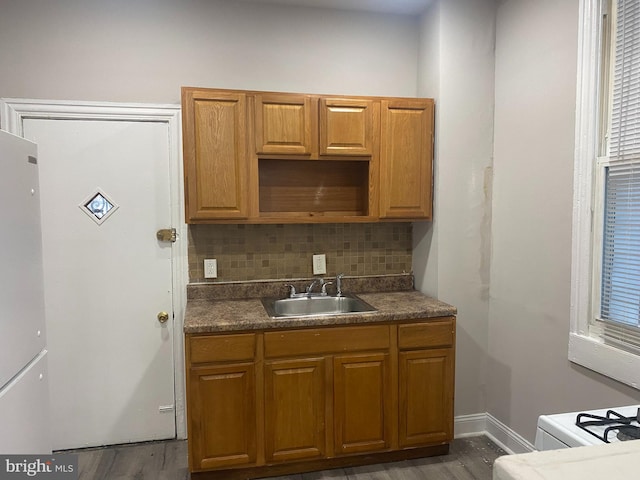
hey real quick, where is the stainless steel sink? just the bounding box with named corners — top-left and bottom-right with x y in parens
top-left (261, 293), bottom-right (376, 318)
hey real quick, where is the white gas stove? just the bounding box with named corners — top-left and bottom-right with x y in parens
top-left (535, 405), bottom-right (640, 450)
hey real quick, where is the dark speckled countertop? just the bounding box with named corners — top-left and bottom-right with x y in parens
top-left (184, 275), bottom-right (457, 334)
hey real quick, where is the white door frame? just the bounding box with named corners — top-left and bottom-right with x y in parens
top-left (0, 98), bottom-right (188, 440)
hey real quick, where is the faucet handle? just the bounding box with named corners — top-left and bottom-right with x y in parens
top-left (321, 281), bottom-right (333, 295)
top-left (285, 284), bottom-right (297, 297)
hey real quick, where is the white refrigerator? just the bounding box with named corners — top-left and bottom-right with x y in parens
top-left (0, 129), bottom-right (51, 453)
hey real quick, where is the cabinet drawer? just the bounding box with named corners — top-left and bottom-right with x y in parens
top-left (398, 318), bottom-right (455, 350)
top-left (189, 333), bottom-right (256, 364)
top-left (264, 325), bottom-right (389, 358)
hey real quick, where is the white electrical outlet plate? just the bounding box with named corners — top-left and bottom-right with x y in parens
top-left (312, 254), bottom-right (327, 275)
top-left (204, 259), bottom-right (218, 278)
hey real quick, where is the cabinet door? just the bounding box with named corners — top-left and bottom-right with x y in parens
top-left (333, 353), bottom-right (391, 455)
top-left (254, 94), bottom-right (314, 155)
top-left (380, 99), bottom-right (434, 219)
top-left (319, 98), bottom-right (375, 156)
top-left (399, 348), bottom-right (454, 447)
top-left (264, 358), bottom-right (326, 463)
top-left (182, 89), bottom-right (249, 221)
top-left (188, 363), bottom-right (256, 471)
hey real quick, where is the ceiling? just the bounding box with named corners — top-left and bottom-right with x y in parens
top-left (235, 0), bottom-right (434, 16)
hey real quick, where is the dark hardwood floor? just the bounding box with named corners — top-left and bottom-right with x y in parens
top-left (66, 435), bottom-right (506, 480)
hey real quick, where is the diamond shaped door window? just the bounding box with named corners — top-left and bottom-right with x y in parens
top-left (80, 189), bottom-right (119, 225)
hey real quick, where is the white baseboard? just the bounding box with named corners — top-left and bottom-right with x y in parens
top-left (454, 413), bottom-right (535, 454)
top-left (454, 413), bottom-right (488, 438)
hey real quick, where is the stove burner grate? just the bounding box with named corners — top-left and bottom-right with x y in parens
top-left (576, 408), bottom-right (640, 443)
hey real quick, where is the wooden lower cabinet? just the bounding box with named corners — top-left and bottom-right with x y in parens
top-left (264, 357), bottom-right (326, 463)
top-left (188, 362), bottom-right (257, 471)
top-left (333, 353), bottom-right (390, 455)
top-left (186, 317), bottom-right (455, 477)
top-left (399, 348), bottom-right (454, 447)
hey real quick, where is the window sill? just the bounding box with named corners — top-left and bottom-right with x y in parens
top-left (568, 332), bottom-right (640, 390)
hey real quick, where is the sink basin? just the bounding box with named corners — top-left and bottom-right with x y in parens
top-left (261, 293), bottom-right (376, 318)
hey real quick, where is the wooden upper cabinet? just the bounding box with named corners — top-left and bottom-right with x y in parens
top-left (181, 87), bottom-right (436, 223)
top-left (319, 98), bottom-right (376, 156)
top-left (182, 88), bottom-right (249, 221)
top-left (379, 99), bottom-right (434, 220)
top-left (254, 94), bottom-right (315, 155)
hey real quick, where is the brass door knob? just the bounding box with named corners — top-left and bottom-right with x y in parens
top-left (157, 311), bottom-right (170, 324)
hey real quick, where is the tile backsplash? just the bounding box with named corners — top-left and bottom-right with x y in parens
top-left (188, 223), bottom-right (413, 283)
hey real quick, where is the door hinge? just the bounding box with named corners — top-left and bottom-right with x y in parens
top-left (156, 228), bottom-right (177, 243)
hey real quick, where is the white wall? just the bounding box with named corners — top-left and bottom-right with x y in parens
top-left (0, 0), bottom-right (419, 103)
top-left (414, 0), bottom-right (496, 416)
top-left (489, 0), bottom-right (639, 443)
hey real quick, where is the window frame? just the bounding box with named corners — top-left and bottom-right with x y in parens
top-left (570, 0), bottom-right (640, 390)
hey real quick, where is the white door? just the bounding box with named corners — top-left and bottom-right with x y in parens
top-left (23, 118), bottom-right (176, 450)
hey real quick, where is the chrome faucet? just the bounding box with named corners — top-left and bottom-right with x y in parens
top-left (336, 273), bottom-right (344, 296)
top-left (290, 276), bottom-right (342, 297)
top-left (306, 278), bottom-right (325, 296)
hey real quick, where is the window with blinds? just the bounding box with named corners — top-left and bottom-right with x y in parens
top-left (598, 0), bottom-right (640, 354)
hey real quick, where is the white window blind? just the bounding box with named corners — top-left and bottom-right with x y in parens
top-left (600, 0), bottom-right (640, 352)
